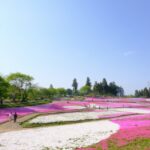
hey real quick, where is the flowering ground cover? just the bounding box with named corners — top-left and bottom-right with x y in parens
top-left (63, 105), bottom-right (86, 109)
top-left (81, 113), bottom-right (150, 150)
top-left (0, 120), bottom-right (119, 150)
top-left (86, 101), bottom-right (149, 109)
top-left (28, 111), bottom-right (103, 124)
top-left (1, 98), bottom-right (150, 124)
top-left (111, 108), bottom-right (150, 114)
top-left (0, 97), bottom-right (150, 150)
top-left (0, 101), bottom-right (88, 123)
top-left (26, 110), bottom-right (131, 126)
top-left (85, 97), bottom-right (146, 103)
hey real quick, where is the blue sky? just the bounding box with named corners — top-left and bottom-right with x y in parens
top-left (0, 0), bottom-right (150, 94)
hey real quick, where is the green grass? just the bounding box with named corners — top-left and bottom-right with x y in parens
top-left (20, 117), bottom-right (101, 128)
top-left (118, 138), bottom-right (150, 150)
top-left (88, 138), bottom-right (150, 150)
top-left (0, 99), bottom-right (52, 108)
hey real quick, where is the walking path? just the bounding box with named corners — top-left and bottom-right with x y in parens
top-left (0, 113), bottom-right (39, 133)
top-left (0, 109), bottom-right (88, 133)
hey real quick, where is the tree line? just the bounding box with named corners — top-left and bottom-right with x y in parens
top-left (0, 72), bottom-right (67, 105)
top-left (135, 87), bottom-right (150, 98)
top-left (0, 72), bottom-right (124, 105)
top-left (72, 77), bottom-right (124, 97)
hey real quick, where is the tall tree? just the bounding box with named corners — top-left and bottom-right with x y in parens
top-left (143, 87), bottom-right (150, 97)
top-left (49, 84), bottom-right (54, 89)
top-left (117, 86), bottom-right (124, 97)
top-left (85, 77), bottom-right (91, 88)
top-left (0, 76), bottom-right (9, 105)
top-left (109, 82), bottom-right (118, 96)
top-left (134, 87), bottom-right (150, 98)
top-left (135, 90), bottom-right (139, 97)
top-left (7, 72), bottom-right (33, 102)
top-left (101, 78), bottom-right (108, 94)
top-left (72, 78), bottom-right (78, 94)
top-left (93, 81), bottom-right (99, 94)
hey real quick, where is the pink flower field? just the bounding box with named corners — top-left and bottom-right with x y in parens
top-left (96, 114), bottom-right (150, 150)
top-left (79, 98), bottom-right (150, 150)
top-left (1, 98), bottom-right (148, 124)
top-left (0, 101), bottom-right (85, 123)
top-left (0, 97), bottom-right (150, 150)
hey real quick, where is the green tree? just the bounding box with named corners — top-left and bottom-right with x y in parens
top-left (66, 88), bottom-right (73, 96)
top-left (49, 84), bottom-right (54, 89)
top-left (135, 87), bottom-right (150, 98)
top-left (27, 85), bottom-right (43, 100)
top-left (135, 90), bottom-right (139, 97)
top-left (143, 87), bottom-right (150, 97)
top-left (80, 85), bottom-right (91, 96)
top-left (0, 76), bottom-right (9, 105)
top-left (7, 72), bottom-right (33, 102)
top-left (93, 81), bottom-right (99, 94)
top-left (39, 88), bottom-right (51, 99)
top-left (117, 86), bottom-right (124, 97)
top-left (56, 88), bottom-right (66, 97)
top-left (101, 78), bottom-right (108, 94)
top-left (85, 77), bottom-right (92, 88)
top-left (48, 88), bottom-right (56, 98)
top-left (72, 78), bottom-right (78, 94)
top-left (109, 82), bottom-right (118, 96)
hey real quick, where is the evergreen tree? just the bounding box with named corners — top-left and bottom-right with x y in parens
top-left (93, 81), bottom-right (99, 94)
top-left (109, 82), bottom-right (118, 96)
top-left (135, 87), bottom-right (150, 98)
top-left (117, 86), bottom-right (124, 97)
top-left (143, 87), bottom-right (150, 97)
top-left (49, 84), bottom-right (54, 89)
top-left (72, 78), bottom-right (78, 94)
top-left (101, 78), bottom-right (108, 94)
top-left (85, 77), bottom-right (91, 88)
top-left (135, 90), bottom-right (139, 97)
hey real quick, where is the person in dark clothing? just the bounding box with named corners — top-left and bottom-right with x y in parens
top-left (13, 112), bottom-right (18, 123)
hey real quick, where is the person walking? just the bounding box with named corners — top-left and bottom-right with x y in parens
top-left (13, 112), bottom-right (18, 123)
top-left (8, 112), bottom-right (12, 121)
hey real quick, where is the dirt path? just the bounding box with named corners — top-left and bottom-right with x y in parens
top-left (0, 113), bottom-right (39, 133)
top-left (0, 109), bottom-right (88, 133)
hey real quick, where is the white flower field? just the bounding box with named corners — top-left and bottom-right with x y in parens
top-left (0, 120), bottom-right (119, 150)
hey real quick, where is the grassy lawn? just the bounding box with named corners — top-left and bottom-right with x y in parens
top-left (0, 99), bottom-right (52, 108)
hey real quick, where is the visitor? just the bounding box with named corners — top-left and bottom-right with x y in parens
top-left (8, 112), bottom-right (13, 121)
top-left (13, 112), bottom-right (18, 123)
